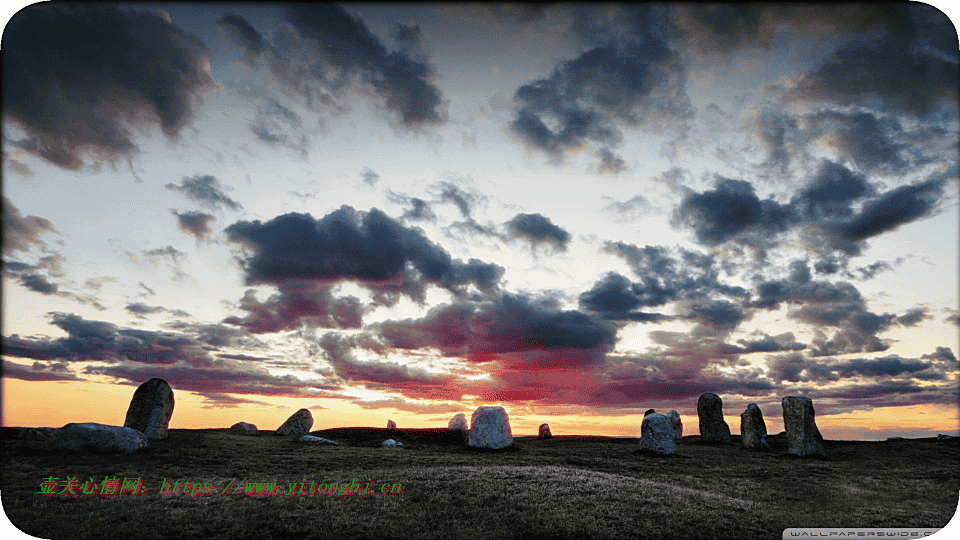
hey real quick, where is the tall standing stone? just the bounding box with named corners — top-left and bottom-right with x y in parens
top-left (697, 393), bottom-right (731, 443)
top-left (387, 419), bottom-right (397, 430)
top-left (538, 423), bottom-right (552, 439)
top-left (667, 410), bottom-right (683, 440)
top-left (640, 413), bottom-right (677, 455)
top-left (469, 405), bottom-right (513, 449)
top-left (123, 378), bottom-right (175, 440)
top-left (782, 396), bottom-right (825, 457)
top-left (275, 408), bottom-right (313, 436)
top-left (448, 413), bottom-right (468, 431)
top-left (740, 403), bottom-right (771, 450)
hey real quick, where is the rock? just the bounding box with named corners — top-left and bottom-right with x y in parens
top-left (697, 393), bottom-right (731, 443)
top-left (123, 378), bottom-right (175, 440)
top-left (382, 439), bottom-right (403, 448)
top-left (448, 413), bottom-right (468, 431)
top-left (640, 413), bottom-right (677, 455)
top-left (740, 403), bottom-right (771, 451)
top-left (538, 423), bottom-right (552, 439)
top-left (299, 435), bottom-right (337, 445)
top-left (469, 405), bottom-right (513, 449)
top-left (644, 409), bottom-right (656, 416)
top-left (229, 422), bottom-right (258, 436)
top-left (275, 409), bottom-right (313, 436)
top-left (667, 410), bottom-right (683, 440)
top-left (781, 396), bottom-right (825, 457)
top-left (387, 419), bottom-right (397, 430)
top-left (887, 436), bottom-right (905, 441)
top-left (937, 434), bottom-right (952, 440)
top-left (53, 423), bottom-right (148, 453)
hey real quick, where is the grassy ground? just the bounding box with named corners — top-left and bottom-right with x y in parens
top-left (2, 427), bottom-right (958, 540)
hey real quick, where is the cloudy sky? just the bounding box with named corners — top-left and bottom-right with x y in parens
top-left (3, 2), bottom-right (958, 439)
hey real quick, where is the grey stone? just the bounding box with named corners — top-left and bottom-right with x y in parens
top-left (667, 410), bottom-right (683, 440)
top-left (299, 435), bottom-right (337, 445)
top-left (382, 439), bottom-right (403, 448)
top-left (387, 419), bottom-right (397, 430)
top-left (740, 403), bottom-right (771, 451)
top-left (448, 413), bottom-right (468, 431)
top-left (123, 378), bottom-right (175, 440)
top-left (782, 396), bottom-right (825, 457)
top-left (538, 423), bottom-right (552, 439)
top-left (641, 413), bottom-right (677, 455)
top-left (53, 423), bottom-right (148, 453)
top-left (469, 405), bottom-right (513, 449)
top-left (697, 393), bottom-right (731, 443)
top-left (275, 409), bottom-right (313, 436)
top-left (937, 434), bottom-right (952, 440)
top-left (229, 422), bottom-right (258, 436)
top-left (644, 409), bottom-right (656, 416)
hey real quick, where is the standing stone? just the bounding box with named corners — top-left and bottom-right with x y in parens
top-left (640, 413), bottom-right (677, 455)
top-left (644, 409), bottom-right (656, 416)
top-left (448, 413), bottom-right (468, 431)
top-left (275, 409), bottom-right (313, 436)
top-left (740, 403), bottom-right (771, 451)
top-left (782, 396), bottom-right (825, 457)
top-left (229, 422), bottom-right (258, 436)
top-left (538, 423), bottom-right (552, 439)
top-left (469, 406), bottom-right (513, 449)
top-left (667, 410), bottom-right (683, 440)
top-left (697, 393), bottom-right (731, 443)
top-left (53, 423), bottom-right (148, 453)
top-left (123, 378), bottom-right (175, 440)
top-left (387, 419), bottom-right (397, 430)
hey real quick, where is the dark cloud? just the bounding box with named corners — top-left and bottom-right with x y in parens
top-left (766, 349), bottom-right (954, 384)
top-left (2, 196), bottom-right (58, 255)
top-left (4, 4), bottom-right (213, 169)
top-left (318, 332), bottom-right (452, 393)
top-left (895, 308), bottom-right (929, 328)
top-left (216, 13), bottom-right (267, 66)
top-left (1, 361), bottom-right (81, 382)
top-left (801, 110), bottom-right (910, 174)
top-left (756, 109), bottom-right (801, 172)
top-left (790, 160), bottom-right (873, 221)
top-left (166, 175), bottom-right (242, 211)
top-left (250, 123), bottom-right (283, 143)
top-left (171, 210), bottom-right (216, 242)
top-left (595, 148), bottom-right (627, 174)
top-left (680, 299), bottom-right (749, 331)
top-left (438, 181), bottom-right (482, 219)
top-left (361, 168), bottom-right (380, 186)
top-left (222, 283), bottom-right (363, 334)
top-left (504, 213), bottom-right (570, 253)
top-left (125, 303), bottom-right (166, 318)
top-left (578, 272), bottom-right (672, 322)
top-left (19, 274), bottom-right (58, 295)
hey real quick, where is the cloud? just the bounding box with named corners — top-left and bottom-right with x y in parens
top-left (578, 272), bottom-right (672, 322)
top-left (2, 196), bottom-right (58, 255)
top-left (766, 349), bottom-right (956, 384)
top-left (504, 213), bottom-right (571, 253)
top-left (125, 303), bottom-right (167, 318)
top-left (1, 361), bottom-right (82, 382)
top-left (166, 175), bottom-right (243, 211)
top-left (595, 148), bottom-right (627, 174)
top-left (216, 13), bottom-right (267, 67)
top-left (222, 283), bottom-right (363, 334)
top-left (801, 110), bottom-right (910, 174)
top-left (4, 4), bottom-right (213, 169)
top-left (318, 332), bottom-right (452, 393)
top-left (361, 168), bottom-right (380, 186)
top-left (171, 210), bottom-right (216, 242)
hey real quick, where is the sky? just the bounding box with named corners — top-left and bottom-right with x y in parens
top-left (2, 2), bottom-right (959, 440)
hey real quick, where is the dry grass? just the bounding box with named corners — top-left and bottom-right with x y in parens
top-left (1, 428), bottom-right (957, 540)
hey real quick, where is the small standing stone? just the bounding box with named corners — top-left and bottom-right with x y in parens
top-left (275, 409), bottom-right (313, 436)
top-left (469, 405), bottom-right (513, 449)
top-left (448, 413), bottom-right (468, 431)
top-left (667, 410), bottom-right (683, 440)
top-left (123, 378), bottom-right (175, 440)
top-left (782, 396), bottom-right (825, 457)
top-left (387, 419), bottom-right (397, 430)
top-left (697, 392), bottom-right (731, 443)
top-left (229, 422), bottom-right (258, 436)
top-left (740, 403), bottom-right (771, 451)
top-left (538, 423), bottom-right (552, 439)
top-left (640, 413), bottom-right (677, 456)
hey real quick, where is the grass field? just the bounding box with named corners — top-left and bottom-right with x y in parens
top-left (2, 427), bottom-right (958, 540)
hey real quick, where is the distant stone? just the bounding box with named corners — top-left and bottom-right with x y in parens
top-left (887, 436), bottom-right (905, 441)
top-left (937, 434), bottom-right (952, 441)
top-left (229, 422), bottom-right (258, 436)
top-left (387, 419), bottom-right (397, 430)
top-left (538, 423), bottom-right (552, 439)
top-left (698, 393), bottom-right (731, 443)
top-left (644, 409), bottom-right (656, 416)
top-left (53, 423), bottom-right (148, 453)
top-left (299, 435), bottom-right (337, 445)
top-left (382, 439), bottom-right (403, 448)
top-left (469, 406), bottom-right (513, 449)
top-left (782, 396), bottom-right (825, 457)
top-left (123, 378), bottom-right (175, 440)
top-left (667, 410), bottom-right (683, 440)
top-left (275, 409), bottom-right (313, 436)
top-left (640, 413), bottom-right (677, 455)
top-left (740, 403), bottom-right (771, 451)
top-left (448, 413), bottom-right (468, 431)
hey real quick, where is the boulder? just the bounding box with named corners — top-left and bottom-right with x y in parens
top-left (382, 439), bottom-right (403, 448)
top-left (781, 396), bottom-right (825, 457)
top-left (937, 434), bottom-right (952, 441)
top-left (387, 419), bottom-right (397, 430)
top-left (640, 413), bottom-right (677, 456)
top-left (697, 393), bottom-right (731, 443)
top-left (123, 378), bottom-right (175, 439)
top-left (53, 423), bottom-right (148, 453)
top-left (740, 403), bottom-right (771, 451)
top-left (667, 410), bottom-right (683, 440)
top-left (448, 413), bottom-right (468, 431)
top-left (538, 423), bottom-right (552, 439)
top-left (275, 409), bottom-right (313, 436)
top-left (299, 435), bottom-right (337, 445)
top-left (469, 406), bottom-right (513, 449)
top-left (229, 422), bottom-right (258, 436)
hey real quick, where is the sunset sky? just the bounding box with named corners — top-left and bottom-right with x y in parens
top-left (3, 2), bottom-right (958, 440)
